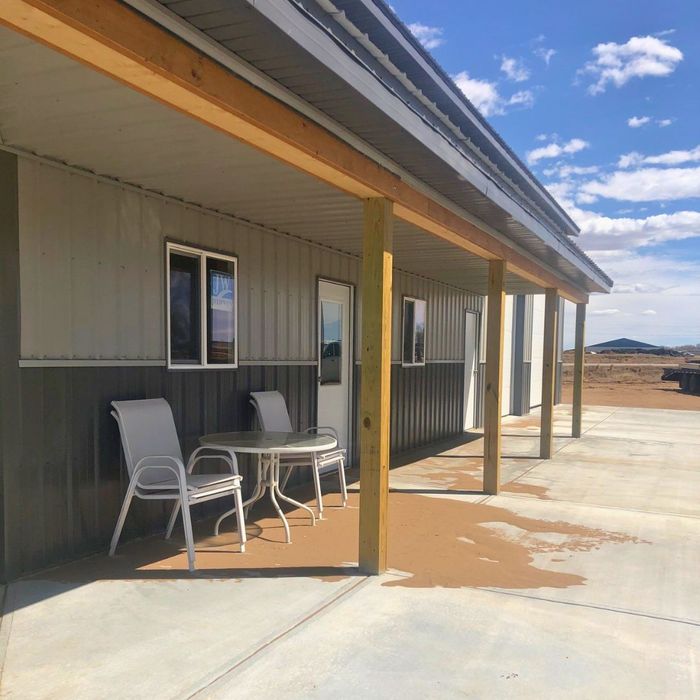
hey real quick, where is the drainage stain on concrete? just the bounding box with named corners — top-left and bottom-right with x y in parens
top-left (382, 493), bottom-right (643, 590)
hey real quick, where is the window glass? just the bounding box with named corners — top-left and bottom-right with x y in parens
top-left (320, 300), bottom-right (342, 384)
top-left (207, 257), bottom-right (236, 364)
top-left (414, 299), bottom-right (426, 364)
top-left (402, 297), bottom-right (426, 366)
top-left (169, 251), bottom-right (201, 364)
top-left (402, 298), bottom-right (415, 364)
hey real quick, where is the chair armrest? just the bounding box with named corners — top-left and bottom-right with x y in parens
top-left (132, 456), bottom-right (187, 488)
top-left (305, 426), bottom-right (339, 440)
top-left (188, 446), bottom-right (240, 476)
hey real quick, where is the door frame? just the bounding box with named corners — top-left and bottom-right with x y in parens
top-left (316, 276), bottom-right (355, 457)
top-left (463, 309), bottom-right (481, 432)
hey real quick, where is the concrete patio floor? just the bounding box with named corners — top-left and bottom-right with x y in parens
top-left (1, 404), bottom-right (699, 699)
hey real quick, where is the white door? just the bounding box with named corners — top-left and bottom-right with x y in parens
top-left (317, 280), bottom-right (352, 452)
top-left (463, 310), bottom-right (479, 431)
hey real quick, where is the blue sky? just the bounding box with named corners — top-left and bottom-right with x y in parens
top-left (390, 0), bottom-right (700, 347)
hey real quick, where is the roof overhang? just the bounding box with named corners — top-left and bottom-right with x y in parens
top-left (0, 0), bottom-right (611, 300)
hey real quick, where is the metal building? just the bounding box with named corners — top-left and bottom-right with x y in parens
top-left (0, 0), bottom-right (611, 580)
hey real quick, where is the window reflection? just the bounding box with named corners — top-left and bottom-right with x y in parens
top-left (402, 297), bottom-right (427, 366)
top-left (320, 300), bottom-right (342, 385)
top-left (169, 252), bottom-right (201, 363)
top-left (207, 257), bottom-right (236, 364)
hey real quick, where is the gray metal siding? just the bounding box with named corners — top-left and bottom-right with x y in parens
top-left (2, 364), bottom-right (316, 579)
top-left (0, 150), bottom-right (20, 582)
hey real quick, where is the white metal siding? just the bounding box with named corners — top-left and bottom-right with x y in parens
top-left (501, 295), bottom-right (514, 416)
top-left (18, 158), bottom-right (482, 363)
top-left (530, 294), bottom-right (545, 408)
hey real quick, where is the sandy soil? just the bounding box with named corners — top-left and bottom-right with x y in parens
top-left (561, 381), bottom-right (700, 411)
top-left (35, 467), bottom-right (641, 591)
top-left (560, 351), bottom-right (700, 410)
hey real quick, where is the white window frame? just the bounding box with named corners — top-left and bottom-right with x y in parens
top-left (401, 296), bottom-right (427, 367)
top-left (166, 241), bottom-right (238, 370)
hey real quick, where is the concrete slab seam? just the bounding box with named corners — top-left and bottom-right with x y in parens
top-left (494, 492), bottom-right (700, 521)
top-left (185, 575), bottom-right (372, 699)
top-left (476, 586), bottom-right (700, 628)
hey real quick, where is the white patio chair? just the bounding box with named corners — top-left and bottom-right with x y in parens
top-left (249, 390), bottom-right (347, 518)
top-left (110, 398), bottom-right (246, 571)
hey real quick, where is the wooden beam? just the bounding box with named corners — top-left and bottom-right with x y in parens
top-left (540, 288), bottom-right (559, 459)
top-left (483, 260), bottom-right (505, 495)
top-left (572, 302), bottom-right (586, 438)
top-left (0, 0), bottom-right (594, 302)
top-left (359, 198), bottom-right (393, 575)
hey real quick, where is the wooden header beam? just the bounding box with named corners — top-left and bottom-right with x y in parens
top-left (0, 0), bottom-right (590, 303)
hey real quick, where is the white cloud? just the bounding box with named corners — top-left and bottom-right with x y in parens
top-left (590, 308), bottom-right (621, 316)
top-left (641, 309), bottom-right (657, 315)
top-left (526, 138), bottom-right (590, 164)
top-left (618, 145), bottom-right (700, 168)
top-left (452, 72), bottom-right (535, 117)
top-left (580, 166), bottom-right (700, 202)
top-left (545, 182), bottom-right (700, 251)
top-left (657, 118), bottom-right (673, 127)
top-left (563, 251), bottom-right (700, 348)
top-left (543, 164), bottom-right (599, 178)
top-left (408, 23), bottom-right (444, 50)
top-left (627, 115), bottom-right (650, 128)
top-left (508, 89), bottom-right (535, 109)
top-left (453, 72), bottom-right (502, 116)
top-left (532, 36), bottom-right (556, 66)
top-left (500, 56), bottom-right (530, 82)
top-left (580, 35), bottom-right (683, 95)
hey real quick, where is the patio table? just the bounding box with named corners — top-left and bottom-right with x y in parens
top-left (199, 431), bottom-right (337, 543)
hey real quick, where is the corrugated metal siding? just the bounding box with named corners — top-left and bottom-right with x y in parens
top-left (18, 157), bottom-right (482, 363)
top-left (3, 363), bottom-right (316, 579)
top-left (530, 295), bottom-right (545, 408)
top-left (353, 362), bottom-right (465, 458)
top-left (555, 297), bottom-right (566, 404)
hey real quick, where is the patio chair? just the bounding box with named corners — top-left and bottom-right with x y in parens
top-left (110, 398), bottom-right (246, 571)
top-left (249, 390), bottom-right (347, 518)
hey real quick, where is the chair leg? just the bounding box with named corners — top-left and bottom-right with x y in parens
top-left (311, 454), bottom-right (323, 519)
top-left (109, 480), bottom-right (138, 557)
top-left (165, 501), bottom-right (180, 539)
top-left (234, 488), bottom-right (247, 553)
top-left (178, 490), bottom-right (196, 572)
top-left (338, 458), bottom-right (348, 507)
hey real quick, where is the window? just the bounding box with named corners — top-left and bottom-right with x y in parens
top-left (166, 242), bottom-right (237, 369)
top-left (320, 300), bottom-right (343, 385)
top-left (402, 296), bottom-right (426, 367)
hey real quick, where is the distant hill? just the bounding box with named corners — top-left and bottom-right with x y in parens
top-left (587, 338), bottom-right (659, 351)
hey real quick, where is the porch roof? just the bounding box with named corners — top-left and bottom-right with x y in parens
top-left (0, 0), bottom-right (610, 298)
top-left (130, 0), bottom-right (611, 293)
top-left (0, 25), bottom-right (535, 296)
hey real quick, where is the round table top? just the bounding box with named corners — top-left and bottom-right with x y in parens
top-left (199, 431), bottom-right (337, 454)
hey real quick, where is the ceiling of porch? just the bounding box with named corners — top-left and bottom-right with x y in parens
top-left (0, 26), bottom-right (545, 296)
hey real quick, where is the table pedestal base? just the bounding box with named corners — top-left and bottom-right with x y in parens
top-left (215, 453), bottom-right (316, 543)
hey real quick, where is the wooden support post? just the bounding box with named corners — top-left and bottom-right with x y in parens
top-left (540, 288), bottom-right (559, 459)
top-left (572, 302), bottom-right (586, 438)
top-left (483, 260), bottom-right (506, 495)
top-left (358, 198), bottom-right (393, 575)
